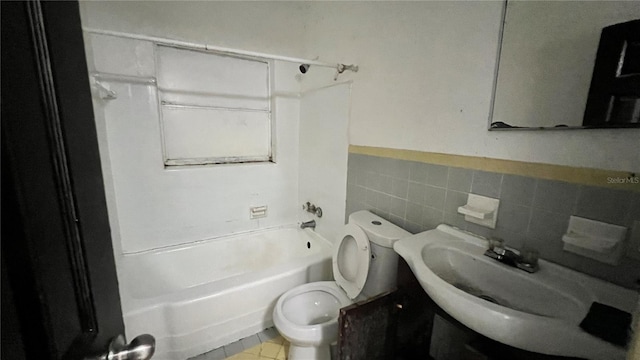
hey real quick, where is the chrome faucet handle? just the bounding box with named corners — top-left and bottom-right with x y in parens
top-left (517, 249), bottom-right (540, 273)
top-left (488, 237), bottom-right (505, 251)
top-left (520, 249), bottom-right (539, 266)
top-left (493, 246), bottom-right (507, 256)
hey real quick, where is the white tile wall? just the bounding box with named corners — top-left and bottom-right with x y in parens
top-left (86, 33), bottom-right (302, 253)
top-left (298, 83), bottom-right (351, 243)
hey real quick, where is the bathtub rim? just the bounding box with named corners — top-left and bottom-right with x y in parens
top-left (119, 224), bottom-right (326, 256)
top-left (117, 226), bottom-right (334, 311)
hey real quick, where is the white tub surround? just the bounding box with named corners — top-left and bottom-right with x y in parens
top-left (84, 32), bottom-right (303, 253)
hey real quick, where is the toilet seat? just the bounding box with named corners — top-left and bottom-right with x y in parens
top-left (333, 223), bottom-right (371, 299)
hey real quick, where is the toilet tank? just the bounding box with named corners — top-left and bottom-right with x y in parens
top-left (348, 210), bottom-right (411, 248)
top-left (348, 211), bottom-right (411, 299)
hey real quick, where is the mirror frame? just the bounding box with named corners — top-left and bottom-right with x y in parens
top-left (487, 0), bottom-right (640, 131)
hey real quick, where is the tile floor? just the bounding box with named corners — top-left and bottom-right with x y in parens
top-left (189, 327), bottom-right (289, 360)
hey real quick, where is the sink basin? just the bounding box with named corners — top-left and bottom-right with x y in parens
top-left (394, 225), bottom-right (638, 360)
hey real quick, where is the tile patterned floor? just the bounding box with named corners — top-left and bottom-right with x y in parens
top-left (189, 327), bottom-right (289, 360)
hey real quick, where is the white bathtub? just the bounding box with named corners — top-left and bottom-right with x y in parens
top-left (117, 226), bottom-right (333, 360)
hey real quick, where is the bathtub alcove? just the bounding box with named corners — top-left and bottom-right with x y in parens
top-left (120, 227), bottom-right (332, 359)
top-left (82, 26), bottom-right (350, 360)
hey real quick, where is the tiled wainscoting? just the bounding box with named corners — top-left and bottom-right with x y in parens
top-left (346, 150), bottom-right (640, 288)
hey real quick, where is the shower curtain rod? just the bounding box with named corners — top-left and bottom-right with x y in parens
top-left (83, 28), bottom-right (358, 72)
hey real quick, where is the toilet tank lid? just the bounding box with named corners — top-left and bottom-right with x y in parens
top-left (348, 210), bottom-right (411, 247)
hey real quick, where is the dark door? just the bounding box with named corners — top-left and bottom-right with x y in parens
top-left (583, 19), bottom-right (640, 126)
top-left (338, 290), bottom-right (400, 360)
top-left (2, 1), bottom-right (126, 359)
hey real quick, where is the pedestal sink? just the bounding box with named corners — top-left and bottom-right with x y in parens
top-left (393, 225), bottom-right (638, 360)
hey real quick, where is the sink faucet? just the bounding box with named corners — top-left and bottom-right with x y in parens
top-left (300, 220), bottom-right (316, 230)
top-left (484, 238), bottom-right (539, 273)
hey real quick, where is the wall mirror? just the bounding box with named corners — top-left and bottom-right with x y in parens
top-left (488, 1), bottom-right (640, 131)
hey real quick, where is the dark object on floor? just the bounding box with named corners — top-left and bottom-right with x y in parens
top-left (579, 302), bottom-right (631, 347)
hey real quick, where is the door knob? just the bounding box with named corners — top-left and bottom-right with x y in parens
top-left (85, 334), bottom-right (155, 360)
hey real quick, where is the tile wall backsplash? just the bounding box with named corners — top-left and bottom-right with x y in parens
top-left (346, 153), bottom-right (640, 288)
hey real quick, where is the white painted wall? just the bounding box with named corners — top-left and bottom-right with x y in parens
top-left (302, 1), bottom-right (640, 172)
top-left (85, 33), bottom-right (302, 253)
top-left (298, 83), bottom-right (352, 243)
top-left (79, 1), bottom-right (310, 59)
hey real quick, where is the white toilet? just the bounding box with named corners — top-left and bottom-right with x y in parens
top-left (273, 210), bottom-right (411, 359)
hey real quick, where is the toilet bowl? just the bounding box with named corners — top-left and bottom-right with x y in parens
top-left (273, 211), bottom-right (410, 359)
top-left (273, 281), bottom-right (350, 359)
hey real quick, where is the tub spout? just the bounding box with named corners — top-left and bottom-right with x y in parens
top-left (300, 220), bottom-right (316, 230)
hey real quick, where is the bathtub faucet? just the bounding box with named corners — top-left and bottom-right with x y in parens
top-left (300, 220), bottom-right (316, 230)
top-left (484, 238), bottom-right (539, 273)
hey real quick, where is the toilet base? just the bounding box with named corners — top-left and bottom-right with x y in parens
top-left (288, 343), bottom-right (331, 360)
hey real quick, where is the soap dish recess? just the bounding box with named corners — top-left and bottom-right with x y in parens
top-left (458, 205), bottom-right (491, 219)
top-left (457, 193), bottom-right (499, 229)
top-left (562, 216), bottom-right (627, 265)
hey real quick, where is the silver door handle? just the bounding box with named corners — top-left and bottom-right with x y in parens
top-left (85, 334), bottom-right (155, 360)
